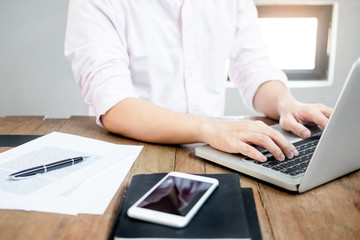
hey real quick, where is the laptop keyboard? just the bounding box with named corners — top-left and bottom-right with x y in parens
top-left (249, 135), bottom-right (321, 177)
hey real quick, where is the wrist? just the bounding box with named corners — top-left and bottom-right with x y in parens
top-left (254, 80), bottom-right (293, 119)
top-left (197, 117), bottom-right (218, 144)
top-left (277, 90), bottom-right (298, 117)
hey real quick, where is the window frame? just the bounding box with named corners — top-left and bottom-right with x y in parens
top-left (256, 4), bottom-right (334, 81)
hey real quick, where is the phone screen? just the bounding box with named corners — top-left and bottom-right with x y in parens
top-left (137, 175), bottom-right (212, 216)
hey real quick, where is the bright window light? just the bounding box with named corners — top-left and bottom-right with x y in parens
top-left (258, 18), bottom-right (318, 70)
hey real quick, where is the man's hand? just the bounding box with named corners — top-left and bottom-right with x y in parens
top-left (278, 102), bottom-right (333, 139)
top-left (200, 119), bottom-right (299, 162)
top-left (254, 80), bottom-right (333, 140)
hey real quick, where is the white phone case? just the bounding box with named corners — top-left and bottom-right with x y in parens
top-left (127, 172), bottom-right (219, 228)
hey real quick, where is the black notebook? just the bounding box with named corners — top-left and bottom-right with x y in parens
top-left (0, 135), bottom-right (42, 147)
top-left (112, 173), bottom-right (261, 240)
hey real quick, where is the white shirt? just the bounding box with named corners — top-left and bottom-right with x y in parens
top-left (65, 0), bottom-right (287, 125)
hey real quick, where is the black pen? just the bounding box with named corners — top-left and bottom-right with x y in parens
top-left (8, 156), bottom-right (89, 180)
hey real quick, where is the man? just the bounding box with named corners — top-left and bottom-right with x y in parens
top-left (65, 0), bottom-right (332, 162)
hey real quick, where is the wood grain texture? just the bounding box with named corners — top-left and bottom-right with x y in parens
top-left (0, 116), bottom-right (359, 240)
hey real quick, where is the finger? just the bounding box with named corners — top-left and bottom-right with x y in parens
top-left (268, 129), bottom-right (299, 159)
top-left (251, 133), bottom-right (286, 161)
top-left (316, 104), bottom-right (333, 128)
top-left (320, 104), bottom-right (333, 118)
top-left (306, 106), bottom-right (331, 129)
top-left (296, 104), bottom-right (332, 130)
top-left (251, 122), bottom-right (298, 159)
top-left (281, 115), bottom-right (312, 139)
top-left (236, 141), bottom-right (268, 162)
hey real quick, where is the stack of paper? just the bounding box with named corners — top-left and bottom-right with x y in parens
top-left (0, 132), bottom-right (143, 215)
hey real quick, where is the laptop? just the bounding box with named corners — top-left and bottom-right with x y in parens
top-left (195, 58), bottom-right (360, 193)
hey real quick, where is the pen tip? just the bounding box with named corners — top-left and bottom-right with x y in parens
top-left (8, 175), bottom-right (20, 181)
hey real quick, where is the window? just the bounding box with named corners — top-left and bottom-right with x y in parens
top-left (256, 4), bottom-right (334, 81)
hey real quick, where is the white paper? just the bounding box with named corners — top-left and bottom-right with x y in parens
top-left (0, 132), bottom-right (142, 215)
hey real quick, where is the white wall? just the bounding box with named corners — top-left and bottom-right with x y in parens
top-left (0, 0), bottom-right (88, 118)
top-left (1, 0), bottom-right (360, 118)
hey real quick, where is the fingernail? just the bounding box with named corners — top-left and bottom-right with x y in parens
top-left (288, 151), bottom-right (294, 159)
top-left (302, 130), bottom-right (311, 138)
top-left (279, 153), bottom-right (285, 161)
top-left (261, 155), bottom-right (267, 162)
top-left (293, 148), bottom-right (299, 156)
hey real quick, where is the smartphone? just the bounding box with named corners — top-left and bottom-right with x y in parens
top-left (127, 172), bottom-right (219, 228)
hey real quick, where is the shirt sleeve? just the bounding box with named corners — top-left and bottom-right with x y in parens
top-left (229, 0), bottom-right (288, 112)
top-left (64, 0), bottom-right (137, 126)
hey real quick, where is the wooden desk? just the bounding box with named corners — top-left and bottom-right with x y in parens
top-left (0, 116), bottom-right (359, 240)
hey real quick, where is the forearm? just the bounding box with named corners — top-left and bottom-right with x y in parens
top-left (101, 97), bottom-right (299, 162)
top-left (253, 80), bottom-right (297, 120)
top-left (101, 98), bottom-right (212, 144)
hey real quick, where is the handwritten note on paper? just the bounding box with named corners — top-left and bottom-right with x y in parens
top-left (0, 132), bottom-right (143, 215)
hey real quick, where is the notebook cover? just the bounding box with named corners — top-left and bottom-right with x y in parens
top-left (0, 135), bottom-right (42, 147)
top-left (113, 173), bottom-right (260, 239)
top-left (242, 188), bottom-right (262, 240)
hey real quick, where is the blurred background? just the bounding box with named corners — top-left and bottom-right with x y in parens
top-left (1, 0), bottom-right (359, 118)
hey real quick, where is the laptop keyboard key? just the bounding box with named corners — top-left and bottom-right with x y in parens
top-left (252, 135), bottom-right (321, 176)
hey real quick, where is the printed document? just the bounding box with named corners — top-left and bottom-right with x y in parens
top-left (0, 132), bottom-right (143, 215)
